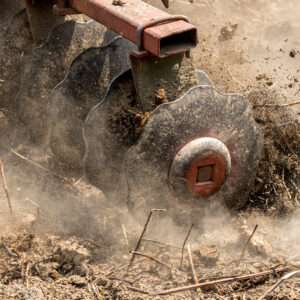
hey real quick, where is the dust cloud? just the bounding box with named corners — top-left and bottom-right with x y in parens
top-left (0, 0), bottom-right (299, 298)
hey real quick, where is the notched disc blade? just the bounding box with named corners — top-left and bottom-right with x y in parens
top-left (0, 9), bottom-right (32, 112)
top-left (84, 69), bottom-right (142, 200)
top-left (0, 0), bottom-right (25, 35)
top-left (197, 70), bottom-right (213, 86)
top-left (24, 0), bottom-right (66, 45)
top-left (16, 20), bottom-right (117, 143)
top-left (125, 85), bottom-right (264, 223)
top-left (49, 36), bottom-right (135, 168)
top-left (82, 68), bottom-right (213, 198)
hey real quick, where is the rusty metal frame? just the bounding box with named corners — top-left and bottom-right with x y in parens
top-left (53, 0), bottom-right (79, 15)
top-left (54, 0), bottom-right (198, 57)
top-left (136, 15), bottom-right (191, 52)
top-left (129, 49), bottom-right (198, 112)
top-left (161, 0), bottom-right (169, 8)
top-left (24, 0), bottom-right (66, 45)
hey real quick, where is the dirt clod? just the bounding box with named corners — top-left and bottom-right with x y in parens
top-left (0, 1), bottom-right (299, 299)
top-left (219, 23), bottom-right (238, 42)
top-left (289, 49), bottom-right (297, 57)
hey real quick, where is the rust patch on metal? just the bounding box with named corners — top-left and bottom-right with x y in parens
top-left (68, 0), bottom-right (197, 57)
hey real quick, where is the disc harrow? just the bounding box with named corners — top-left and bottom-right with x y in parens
top-left (0, 0), bottom-right (264, 225)
top-left (125, 86), bottom-right (263, 223)
top-left (17, 20), bottom-right (117, 143)
top-left (84, 57), bottom-right (215, 201)
top-left (0, 9), bottom-right (32, 112)
top-left (0, 0), bottom-right (25, 35)
top-left (49, 36), bottom-right (135, 168)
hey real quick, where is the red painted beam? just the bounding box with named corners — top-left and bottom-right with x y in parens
top-left (68, 0), bottom-right (198, 57)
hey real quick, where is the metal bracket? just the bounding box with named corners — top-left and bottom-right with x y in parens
top-left (60, 0), bottom-right (197, 57)
top-left (161, 0), bottom-right (169, 8)
top-left (136, 15), bottom-right (191, 52)
top-left (24, 0), bottom-right (66, 45)
top-left (54, 0), bottom-right (169, 14)
top-left (53, 0), bottom-right (80, 15)
top-left (130, 49), bottom-right (199, 112)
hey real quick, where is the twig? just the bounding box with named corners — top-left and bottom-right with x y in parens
top-left (84, 265), bottom-right (90, 280)
top-left (129, 250), bottom-right (171, 270)
top-left (255, 100), bottom-right (300, 108)
top-left (127, 286), bottom-right (150, 294)
top-left (31, 257), bottom-right (53, 271)
top-left (290, 180), bottom-right (300, 194)
top-left (74, 176), bottom-right (83, 186)
top-left (104, 257), bottom-right (145, 276)
top-left (21, 254), bottom-right (25, 278)
top-left (153, 266), bottom-right (291, 296)
top-left (128, 211), bottom-right (153, 270)
top-left (150, 208), bottom-right (167, 212)
top-left (257, 270), bottom-right (299, 300)
top-left (286, 254), bottom-right (300, 261)
top-left (286, 261), bottom-right (300, 271)
top-left (142, 238), bottom-right (180, 249)
top-left (272, 121), bottom-right (299, 163)
top-left (25, 199), bottom-right (40, 220)
top-left (0, 158), bottom-right (13, 216)
top-left (108, 276), bottom-right (134, 285)
top-left (274, 120), bottom-right (297, 127)
top-left (271, 255), bottom-right (300, 270)
top-left (10, 149), bottom-right (82, 195)
top-left (85, 238), bottom-right (101, 248)
top-left (180, 224), bottom-right (194, 267)
top-left (187, 244), bottom-right (198, 284)
top-left (1, 243), bottom-right (19, 257)
top-left (290, 180), bottom-right (300, 207)
top-left (25, 261), bottom-right (30, 287)
top-left (131, 274), bottom-right (145, 284)
top-left (237, 224), bottom-right (258, 265)
top-left (91, 283), bottom-right (102, 300)
top-left (122, 224), bottom-right (129, 246)
top-left (282, 170), bottom-right (291, 200)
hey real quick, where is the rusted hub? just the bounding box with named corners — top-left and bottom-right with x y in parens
top-left (125, 86), bottom-right (264, 223)
top-left (187, 151), bottom-right (227, 196)
top-left (169, 137), bottom-right (231, 198)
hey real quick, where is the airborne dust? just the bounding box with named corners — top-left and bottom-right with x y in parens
top-left (0, 0), bottom-right (300, 299)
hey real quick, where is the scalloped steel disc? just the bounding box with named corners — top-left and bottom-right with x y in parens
top-left (0, 1), bottom-right (24, 35)
top-left (84, 69), bottom-right (141, 200)
top-left (16, 20), bottom-right (117, 143)
top-left (0, 9), bottom-right (32, 111)
top-left (83, 69), bottom-right (213, 200)
top-left (124, 85), bottom-right (264, 223)
top-left (48, 36), bottom-right (135, 168)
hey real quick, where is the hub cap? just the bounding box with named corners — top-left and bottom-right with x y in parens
top-left (169, 137), bottom-right (231, 198)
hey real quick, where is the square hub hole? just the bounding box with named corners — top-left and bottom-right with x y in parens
top-left (197, 165), bottom-right (213, 182)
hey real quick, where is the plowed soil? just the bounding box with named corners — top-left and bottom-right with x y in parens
top-left (0, 0), bottom-right (299, 299)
